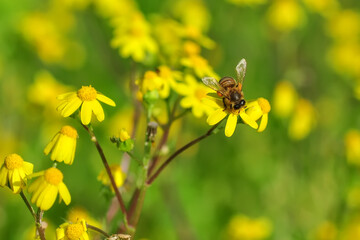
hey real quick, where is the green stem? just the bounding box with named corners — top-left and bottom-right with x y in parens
top-left (87, 224), bottom-right (110, 238)
top-left (20, 191), bottom-right (36, 219)
top-left (36, 209), bottom-right (46, 240)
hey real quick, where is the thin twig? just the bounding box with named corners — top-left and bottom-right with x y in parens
top-left (36, 209), bottom-right (46, 240)
top-left (87, 224), bottom-right (111, 238)
top-left (20, 191), bottom-right (36, 219)
top-left (147, 123), bottom-right (220, 185)
top-left (81, 124), bottom-right (128, 220)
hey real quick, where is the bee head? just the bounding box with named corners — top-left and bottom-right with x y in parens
top-left (234, 99), bottom-right (246, 110)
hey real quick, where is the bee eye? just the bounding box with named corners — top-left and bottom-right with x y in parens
top-left (234, 104), bottom-right (241, 110)
top-left (240, 100), bottom-right (246, 106)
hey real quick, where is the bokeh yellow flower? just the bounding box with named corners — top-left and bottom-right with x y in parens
top-left (97, 164), bottom-right (126, 192)
top-left (111, 12), bottom-right (158, 62)
top-left (181, 54), bottom-right (218, 78)
top-left (56, 219), bottom-right (89, 240)
top-left (272, 81), bottom-right (298, 118)
top-left (176, 75), bottom-right (215, 118)
top-left (245, 98), bottom-right (271, 132)
top-left (227, 214), bottom-right (272, 240)
top-left (44, 125), bottom-right (78, 165)
top-left (288, 98), bottom-right (317, 140)
top-left (347, 186), bottom-right (360, 209)
top-left (0, 154), bottom-right (33, 193)
top-left (27, 70), bottom-right (70, 117)
top-left (205, 97), bottom-right (258, 137)
top-left (57, 85), bottom-right (116, 125)
top-left (140, 70), bottom-right (170, 99)
top-left (267, 0), bottom-right (305, 32)
top-left (326, 10), bottom-right (360, 42)
top-left (345, 130), bottom-right (360, 166)
top-left (28, 167), bottom-right (71, 211)
top-left (67, 207), bottom-right (101, 229)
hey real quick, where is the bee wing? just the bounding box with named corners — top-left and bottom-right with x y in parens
top-left (236, 58), bottom-right (247, 85)
top-left (202, 77), bottom-right (226, 94)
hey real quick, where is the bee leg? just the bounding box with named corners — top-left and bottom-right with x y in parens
top-left (222, 98), bottom-right (227, 109)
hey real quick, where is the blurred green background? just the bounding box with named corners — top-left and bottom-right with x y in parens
top-left (1, 0), bottom-right (360, 239)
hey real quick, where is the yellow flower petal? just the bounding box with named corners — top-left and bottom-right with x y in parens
top-left (56, 226), bottom-right (65, 239)
top-left (61, 97), bottom-right (82, 117)
top-left (44, 133), bottom-right (60, 155)
top-left (0, 167), bottom-right (8, 186)
top-left (41, 185), bottom-right (58, 211)
top-left (11, 169), bottom-right (21, 193)
top-left (240, 110), bottom-right (258, 129)
top-left (258, 114), bottom-right (268, 132)
top-left (58, 182), bottom-right (71, 205)
top-left (92, 100), bottom-right (105, 122)
top-left (225, 113), bottom-right (238, 137)
top-left (57, 92), bottom-right (76, 100)
top-left (23, 162), bottom-right (33, 175)
top-left (96, 94), bottom-right (116, 106)
top-left (81, 101), bottom-right (92, 125)
top-left (207, 108), bottom-right (227, 125)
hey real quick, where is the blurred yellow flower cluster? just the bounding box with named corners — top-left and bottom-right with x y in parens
top-left (273, 80), bottom-right (317, 140)
top-left (20, 1), bottom-right (85, 68)
top-left (226, 214), bottom-right (272, 240)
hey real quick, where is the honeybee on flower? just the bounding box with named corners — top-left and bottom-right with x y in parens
top-left (203, 59), bottom-right (270, 136)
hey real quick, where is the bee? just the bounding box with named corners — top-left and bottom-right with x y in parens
top-left (202, 58), bottom-right (247, 110)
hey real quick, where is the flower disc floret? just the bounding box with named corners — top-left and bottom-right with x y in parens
top-left (5, 154), bottom-right (24, 170)
top-left (77, 86), bottom-right (97, 101)
top-left (60, 126), bottom-right (78, 139)
top-left (44, 168), bottom-right (63, 185)
top-left (66, 223), bottom-right (84, 240)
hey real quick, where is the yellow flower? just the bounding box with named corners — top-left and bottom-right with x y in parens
top-left (288, 98), bottom-right (317, 140)
top-left (119, 129), bottom-right (130, 142)
top-left (97, 164), bottom-right (126, 192)
top-left (44, 125), bottom-right (78, 165)
top-left (67, 207), bottom-right (101, 229)
top-left (272, 81), bottom-right (298, 118)
top-left (227, 214), bottom-right (272, 240)
top-left (245, 98), bottom-right (271, 132)
top-left (111, 12), bottom-right (158, 62)
top-left (158, 65), bottom-right (182, 89)
top-left (28, 167), bottom-right (71, 211)
top-left (183, 41), bottom-right (201, 56)
top-left (57, 85), bottom-right (116, 125)
top-left (205, 97), bottom-right (258, 137)
top-left (327, 42), bottom-right (360, 77)
top-left (56, 219), bottom-right (89, 240)
top-left (140, 71), bottom-right (170, 99)
top-left (181, 54), bottom-right (218, 78)
top-left (27, 70), bottom-right (70, 116)
top-left (267, 0), bottom-right (305, 32)
top-left (176, 75), bottom-right (215, 118)
top-left (326, 10), bottom-right (360, 42)
top-left (345, 130), bottom-right (360, 166)
top-left (0, 154), bottom-right (33, 193)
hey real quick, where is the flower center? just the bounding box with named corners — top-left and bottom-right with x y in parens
top-left (144, 71), bottom-right (158, 80)
top-left (4, 154), bottom-right (24, 170)
top-left (183, 41), bottom-right (200, 56)
top-left (257, 98), bottom-right (271, 113)
top-left (158, 66), bottom-right (171, 79)
top-left (65, 223), bottom-right (84, 240)
top-left (44, 168), bottom-right (63, 185)
top-left (60, 126), bottom-right (78, 139)
top-left (77, 86), bottom-right (97, 101)
top-left (195, 88), bottom-right (207, 100)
